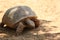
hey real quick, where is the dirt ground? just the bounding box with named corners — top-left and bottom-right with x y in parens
top-left (0, 0), bottom-right (60, 40)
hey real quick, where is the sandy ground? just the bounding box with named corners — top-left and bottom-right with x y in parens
top-left (0, 0), bottom-right (60, 40)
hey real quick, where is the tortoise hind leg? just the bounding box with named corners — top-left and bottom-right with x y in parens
top-left (0, 22), bottom-right (4, 27)
top-left (16, 22), bottom-right (25, 36)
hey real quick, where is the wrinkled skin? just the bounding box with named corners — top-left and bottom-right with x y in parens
top-left (15, 18), bottom-right (40, 36)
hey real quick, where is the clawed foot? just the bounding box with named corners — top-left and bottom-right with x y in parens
top-left (15, 22), bottom-right (25, 36)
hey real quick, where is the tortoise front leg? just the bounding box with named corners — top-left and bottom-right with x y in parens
top-left (16, 22), bottom-right (25, 36)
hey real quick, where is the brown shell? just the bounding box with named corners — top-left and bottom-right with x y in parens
top-left (2, 6), bottom-right (37, 28)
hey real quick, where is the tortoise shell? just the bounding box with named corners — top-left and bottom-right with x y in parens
top-left (2, 6), bottom-right (37, 28)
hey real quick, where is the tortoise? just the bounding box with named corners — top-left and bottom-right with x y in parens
top-left (0, 6), bottom-right (40, 35)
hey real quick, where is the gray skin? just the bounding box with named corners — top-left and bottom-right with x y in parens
top-left (0, 6), bottom-right (40, 35)
top-left (16, 18), bottom-right (35, 35)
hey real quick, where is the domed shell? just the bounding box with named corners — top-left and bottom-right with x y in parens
top-left (2, 6), bottom-right (37, 26)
